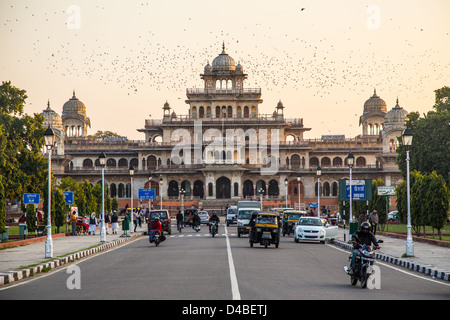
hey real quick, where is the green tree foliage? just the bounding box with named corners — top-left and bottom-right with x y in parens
top-left (26, 204), bottom-right (37, 233)
top-left (370, 179), bottom-right (388, 227)
top-left (397, 86), bottom-right (450, 185)
top-left (53, 189), bottom-right (66, 233)
top-left (111, 196), bottom-right (119, 212)
top-left (426, 171), bottom-right (449, 240)
top-left (0, 81), bottom-right (47, 201)
top-left (0, 177), bottom-right (6, 235)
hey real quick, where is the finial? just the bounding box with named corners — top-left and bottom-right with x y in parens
top-left (222, 41), bottom-right (226, 53)
top-left (47, 99), bottom-right (50, 107)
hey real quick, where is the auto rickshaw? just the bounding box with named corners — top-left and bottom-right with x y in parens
top-left (282, 210), bottom-right (308, 236)
top-left (249, 212), bottom-right (280, 248)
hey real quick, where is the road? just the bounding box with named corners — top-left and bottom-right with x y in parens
top-left (1, 222), bottom-right (449, 302)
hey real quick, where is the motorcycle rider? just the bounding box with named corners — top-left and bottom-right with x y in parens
top-left (176, 209), bottom-right (184, 230)
top-left (149, 216), bottom-right (165, 242)
top-left (209, 211), bottom-right (220, 234)
top-left (349, 222), bottom-right (379, 274)
top-left (192, 212), bottom-right (201, 230)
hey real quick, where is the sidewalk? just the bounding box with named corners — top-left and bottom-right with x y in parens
top-left (333, 227), bottom-right (450, 282)
top-left (0, 224), bottom-right (146, 286)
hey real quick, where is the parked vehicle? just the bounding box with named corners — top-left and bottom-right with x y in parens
top-left (388, 211), bottom-right (399, 222)
top-left (249, 212), bottom-right (280, 248)
top-left (198, 211), bottom-right (210, 224)
top-left (294, 217), bottom-right (338, 244)
top-left (149, 210), bottom-right (171, 234)
top-left (344, 240), bottom-right (383, 288)
top-left (226, 206), bottom-right (237, 226)
top-left (237, 201), bottom-right (261, 237)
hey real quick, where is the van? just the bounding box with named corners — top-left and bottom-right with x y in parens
top-left (237, 201), bottom-right (261, 237)
top-left (226, 206), bottom-right (237, 226)
top-left (149, 210), bottom-right (172, 234)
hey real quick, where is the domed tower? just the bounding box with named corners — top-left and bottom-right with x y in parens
top-left (382, 98), bottom-right (408, 153)
top-left (359, 89), bottom-right (387, 136)
top-left (61, 90), bottom-right (91, 138)
top-left (42, 100), bottom-right (64, 155)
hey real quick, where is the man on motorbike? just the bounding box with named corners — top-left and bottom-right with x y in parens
top-left (176, 209), bottom-right (184, 229)
top-left (149, 216), bottom-right (165, 242)
top-left (192, 212), bottom-right (201, 230)
top-left (349, 222), bottom-right (379, 274)
top-left (209, 211), bottom-right (220, 234)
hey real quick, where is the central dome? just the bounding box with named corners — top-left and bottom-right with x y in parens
top-left (363, 89), bottom-right (387, 112)
top-left (212, 43), bottom-right (235, 72)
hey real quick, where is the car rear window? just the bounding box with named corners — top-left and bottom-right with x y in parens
top-left (150, 211), bottom-right (168, 219)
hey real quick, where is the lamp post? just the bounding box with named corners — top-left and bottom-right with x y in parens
top-left (316, 166), bottom-right (321, 217)
top-left (284, 178), bottom-right (288, 208)
top-left (402, 128), bottom-right (414, 257)
top-left (44, 126), bottom-right (55, 258)
top-left (99, 152), bottom-right (106, 242)
top-left (296, 173), bottom-right (302, 210)
top-left (258, 188), bottom-right (264, 204)
top-left (159, 177), bottom-right (164, 210)
top-left (180, 188), bottom-right (185, 212)
top-left (346, 152), bottom-right (355, 224)
top-left (148, 172), bottom-right (152, 211)
top-left (129, 165), bottom-right (134, 232)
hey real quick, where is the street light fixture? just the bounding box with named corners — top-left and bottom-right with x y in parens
top-left (148, 172), bottom-right (152, 211)
top-left (296, 173), bottom-right (302, 210)
top-left (99, 152), bottom-right (106, 242)
top-left (180, 188), bottom-right (185, 212)
top-left (346, 152), bottom-right (354, 224)
top-left (129, 165), bottom-right (134, 232)
top-left (159, 177), bottom-right (164, 210)
top-left (284, 178), bottom-right (288, 209)
top-left (44, 126), bottom-right (55, 258)
top-left (402, 128), bottom-right (414, 257)
top-left (316, 166), bottom-right (321, 217)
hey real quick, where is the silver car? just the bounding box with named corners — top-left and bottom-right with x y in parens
top-left (198, 211), bottom-right (210, 224)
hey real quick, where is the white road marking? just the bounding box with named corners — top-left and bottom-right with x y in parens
top-left (224, 224), bottom-right (241, 300)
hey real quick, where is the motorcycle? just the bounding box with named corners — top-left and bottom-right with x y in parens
top-left (344, 240), bottom-right (383, 288)
top-left (193, 224), bottom-right (201, 232)
top-left (177, 221), bottom-right (183, 233)
top-left (149, 230), bottom-right (161, 246)
top-left (209, 221), bottom-right (218, 237)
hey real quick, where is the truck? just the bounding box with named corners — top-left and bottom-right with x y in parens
top-left (237, 201), bottom-right (262, 237)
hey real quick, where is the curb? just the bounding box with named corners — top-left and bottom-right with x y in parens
top-left (331, 239), bottom-right (450, 282)
top-left (0, 233), bottom-right (144, 286)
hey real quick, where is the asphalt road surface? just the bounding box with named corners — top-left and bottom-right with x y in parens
top-left (1, 223), bottom-right (449, 302)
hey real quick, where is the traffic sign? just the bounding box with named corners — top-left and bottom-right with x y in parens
top-left (138, 188), bottom-right (155, 199)
top-left (63, 192), bottom-right (74, 205)
top-left (23, 193), bottom-right (40, 204)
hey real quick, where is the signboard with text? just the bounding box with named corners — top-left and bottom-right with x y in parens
top-left (23, 193), bottom-right (40, 205)
top-left (138, 188), bottom-right (155, 200)
top-left (339, 179), bottom-right (372, 201)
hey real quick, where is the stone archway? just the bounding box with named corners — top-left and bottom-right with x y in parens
top-left (216, 176), bottom-right (231, 199)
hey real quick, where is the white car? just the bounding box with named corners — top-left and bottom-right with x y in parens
top-left (198, 211), bottom-right (210, 224)
top-left (294, 217), bottom-right (338, 244)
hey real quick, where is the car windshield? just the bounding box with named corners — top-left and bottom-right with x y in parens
top-left (256, 215), bottom-right (276, 225)
top-left (238, 210), bottom-right (256, 219)
top-left (298, 218), bottom-right (322, 226)
top-left (288, 213), bottom-right (301, 220)
top-left (150, 211), bottom-right (167, 219)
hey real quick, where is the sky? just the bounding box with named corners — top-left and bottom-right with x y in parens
top-left (1, 0), bottom-right (449, 140)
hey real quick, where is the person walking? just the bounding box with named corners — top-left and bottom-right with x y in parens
top-left (111, 210), bottom-right (119, 234)
top-left (70, 210), bottom-right (77, 236)
top-left (88, 212), bottom-right (97, 235)
top-left (368, 210), bottom-right (379, 235)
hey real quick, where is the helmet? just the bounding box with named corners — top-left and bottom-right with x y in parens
top-left (361, 222), bottom-right (370, 231)
top-left (212, 211), bottom-right (217, 215)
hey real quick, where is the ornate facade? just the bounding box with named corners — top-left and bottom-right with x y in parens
top-left (44, 45), bottom-right (408, 211)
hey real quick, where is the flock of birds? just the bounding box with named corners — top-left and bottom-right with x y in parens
top-left (1, 1), bottom-right (449, 138)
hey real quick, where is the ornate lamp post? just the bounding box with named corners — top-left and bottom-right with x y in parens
top-left (159, 177), bottom-right (164, 210)
top-left (99, 152), bottom-right (106, 242)
top-left (284, 178), bottom-right (288, 208)
top-left (402, 128), bottom-right (414, 257)
top-left (180, 188), bottom-right (185, 212)
top-left (296, 173), bottom-right (302, 210)
top-left (129, 165), bottom-right (134, 232)
top-left (44, 126), bottom-right (55, 258)
top-left (316, 166), bottom-right (321, 217)
top-left (346, 152), bottom-right (355, 224)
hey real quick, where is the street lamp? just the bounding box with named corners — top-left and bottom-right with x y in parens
top-left (402, 128), bottom-right (414, 257)
top-left (284, 178), bottom-right (288, 208)
top-left (148, 172), bottom-right (152, 211)
top-left (180, 188), bottom-right (185, 212)
top-left (159, 177), bottom-right (164, 210)
top-left (296, 173), bottom-right (302, 210)
top-left (44, 126), bottom-right (55, 258)
top-left (316, 166), bottom-right (321, 217)
top-left (346, 152), bottom-right (354, 224)
top-left (129, 165), bottom-right (134, 232)
top-left (99, 152), bottom-right (106, 242)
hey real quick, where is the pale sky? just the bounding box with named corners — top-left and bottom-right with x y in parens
top-left (1, 0), bottom-right (449, 140)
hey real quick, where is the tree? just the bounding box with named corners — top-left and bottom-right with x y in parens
top-left (369, 179), bottom-right (388, 230)
top-left (0, 176), bottom-right (6, 236)
top-left (26, 204), bottom-right (37, 233)
top-left (426, 171), bottom-right (449, 240)
top-left (0, 81), bottom-right (48, 201)
top-left (53, 189), bottom-right (66, 233)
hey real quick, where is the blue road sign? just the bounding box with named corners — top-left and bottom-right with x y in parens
top-left (345, 180), bottom-right (366, 200)
top-left (63, 192), bottom-right (74, 205)
top-left (23, 193), bottom-right (40, 205)
top-left (138, 188), bottom-right (155, 199)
